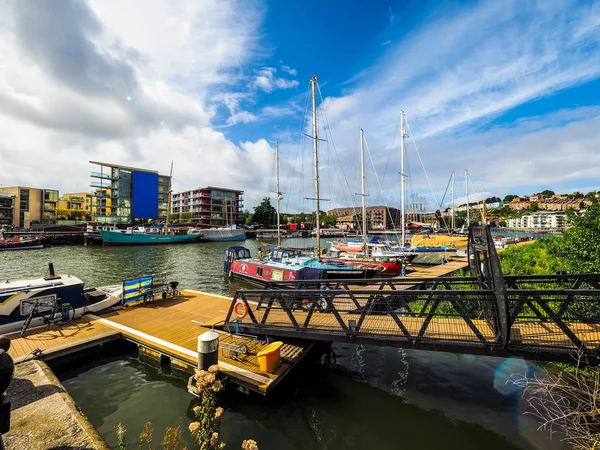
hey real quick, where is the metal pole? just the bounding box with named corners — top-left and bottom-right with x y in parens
top-left (275, 140), bottom-right (281, 247)
top-left (165, 161), bottom-right (173, 234)
top-left (451, 171), bottom-right (455, 231)
top-left (360, 129), bottom-right (367, 252)
top-left (465, 169), bottom-right (470, 227)
top-left (400, 111), bottom-right (406, 247)
top-left (311, 75), bottom-right (321, 257)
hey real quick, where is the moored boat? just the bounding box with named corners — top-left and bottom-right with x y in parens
top-left (0, 233), bottom-right (52, 251)
top-left (100, 229), bottom-right (198, 246)
top-left (0, 263), bottom-right (122, 334)
top-left (224, 246), bottom-right (380, 286)
top-left (202, 225), bottom-right (246, 242)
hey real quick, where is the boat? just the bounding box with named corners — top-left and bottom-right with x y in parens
top-left (371, 111), bottom-right (459, 264)
top-left (100, 163), bottom-right (199, 246)
top-left (202, 225), bottom-right (246, 242)
top-left (0, 233), bottom-right (52, 251)
top-left (324, 129), bottom-right (403, 275)
top-left (0, 263), bottom-right (122, 335)
top-left (225, 246), bottom-right (380, 285)
top-left (225, 75), bottom-right (379, 285)
top-left (330, 239), bottom-right (364, 253)
top-left (100, 229), bottom-right (198, 246)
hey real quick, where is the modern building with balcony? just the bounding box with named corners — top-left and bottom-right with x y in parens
top-left (0, 194), bottom-right (14, 228)
top-left (0, 186), bottom-right (59, 228)
top-left (57, 192), bottom-right (94, 220)
top-left (171, 187), bottom-right (244, 227)
top-left (506, 211), bottom-right (568, 230)
top-left (90, 161), bottom-right (171, 225)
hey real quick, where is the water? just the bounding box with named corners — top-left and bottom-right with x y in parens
top-left (1, 240), bottom-right (563, 450)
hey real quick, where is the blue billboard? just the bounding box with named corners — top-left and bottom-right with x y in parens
top-left (132, 171), bottom-right (159, 219)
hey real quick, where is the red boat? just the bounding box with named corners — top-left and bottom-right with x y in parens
top-left (0, 234), bottom-right (52, 251)
top-left (322, 257), bottom-right (403, 276)
top-left (330, 240), bottom-right (365, 253)
top-left (224, 247), bottom-right (380, 286)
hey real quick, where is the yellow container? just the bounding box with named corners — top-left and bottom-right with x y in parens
top-left (257, 341), bottom-right (283, 373)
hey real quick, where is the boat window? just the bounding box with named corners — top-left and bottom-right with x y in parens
top-left (256, 267), bottom-right (263, 276)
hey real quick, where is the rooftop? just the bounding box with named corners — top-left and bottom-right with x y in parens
top-left (89, 160), bottom-right (170, 176)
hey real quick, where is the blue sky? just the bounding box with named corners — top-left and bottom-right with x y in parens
top-left (1, 0), bottom-right (599, 211)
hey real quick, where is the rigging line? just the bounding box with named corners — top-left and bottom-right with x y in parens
top-left (283, 81), bottom-right (312, 215)
top-left (365, 134), bottom-right (398, 231)
top-left (316, 83), bottom-right (361, 222)
top-left (404, 118), bottom-right (449, 230)
top-left (438, 173), bottom-right (453, 232)
top-left (379, 118), bottom-right (401, 197)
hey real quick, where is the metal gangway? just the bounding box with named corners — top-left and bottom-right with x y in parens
top-left (223, 225), bottom-right (600, 363)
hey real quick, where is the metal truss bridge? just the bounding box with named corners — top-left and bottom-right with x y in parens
top-left (224, 226), bottom-right (600, 363)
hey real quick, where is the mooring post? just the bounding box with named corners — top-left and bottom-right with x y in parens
top-left (197, 330), bottom-right (219, 370)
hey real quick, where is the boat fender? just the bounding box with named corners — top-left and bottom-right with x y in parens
top-left (234, 300), bottom-right (248, 319)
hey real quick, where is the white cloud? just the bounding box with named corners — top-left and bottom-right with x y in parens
top-left (0, 0), bottom-right (277, 209)
top-left (281, 65), bottom-right (297, 76)
top-left (251, 67), bottom-right (299, 93)
top-left (226, 110), bottom-right (258, 125)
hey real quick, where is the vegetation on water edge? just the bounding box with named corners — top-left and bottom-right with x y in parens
top-left (115, 365), bottom-right (259, 450)
top-left (499, 205), bottom-right (600, 275)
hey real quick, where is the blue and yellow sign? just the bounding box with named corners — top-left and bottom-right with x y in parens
top-left (122, 276), bottom-right (153, 305)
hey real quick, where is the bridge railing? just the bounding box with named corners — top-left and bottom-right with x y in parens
top-left (226, 287), bottom-right (503, 352)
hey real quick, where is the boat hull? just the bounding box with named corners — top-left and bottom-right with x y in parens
top-left (202, 229), bottom-right (246, 242)
top-left (228, 259), bottom-right (376, 286)
top-left (0, 235), bottom-right (52, 251)
top-left (0, 274), bottom-right (122, 334)
top-left (322, 258), bottom-right (402, 276)
top-left (100, 230), bottom-right (198, 246)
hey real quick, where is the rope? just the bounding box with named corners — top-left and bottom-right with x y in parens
top-left (405, 118), bottom-right (449, 230)
top-left (316, 83), bottom-right (361, 226)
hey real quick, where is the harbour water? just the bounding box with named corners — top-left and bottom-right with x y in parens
top-left (2, 240), bottom-right (563, 450)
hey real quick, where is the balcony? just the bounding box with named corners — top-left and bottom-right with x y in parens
top-left (90, 171), bottom-right (115, 180)
top-left (90, 181), bottom-right (112, 189)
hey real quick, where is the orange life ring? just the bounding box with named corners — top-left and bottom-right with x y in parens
top-left (234, 300), bottom-right (248, 319)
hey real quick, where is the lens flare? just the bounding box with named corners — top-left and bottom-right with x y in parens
top-left (493, 357), bottom-right (531, 396)
top-left (126, 96), bottom-right (133, 102)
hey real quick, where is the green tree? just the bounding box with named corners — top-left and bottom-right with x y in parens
top-left (321, 214), bottom-right (337, 227)
top-left (181, 212), bottom-right (193, 222)
top-left (242, 210), bottom-right (253, 225)
top-left (252, 198), bottom-right (277, 227)
top-left (56, 208), bottom-right (70, 220)
top-left (562, 205), bottom-right (600, 272)
top-left (541, 190), bottom-right (555, 197)
top-left (503, 194), bottom-right (517, 203)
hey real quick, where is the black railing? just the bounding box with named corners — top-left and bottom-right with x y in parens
top-left (223, 225), bottom-right (600, 362)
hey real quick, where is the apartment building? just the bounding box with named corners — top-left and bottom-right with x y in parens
top-left (328, 206), bottom-right (402, 230)
top-left (0, 195), bottom-right (14, 228)
top-left (0, 186), bottom-right (59, 228)
top-left (90, 161), bottom-right (171, 224)
top-left (171, 186), bottom-right (244, 227)
top-left (506, 211), bottom-right (568, 229)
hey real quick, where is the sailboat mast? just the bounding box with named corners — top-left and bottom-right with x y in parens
top-left (275, 140), bottom-right (281, 247)
top-left (360, 129), bottom-right (367, 251)
top-left (465, 169), bottom-right (470, 227)
top-left (400, 110), bottom-right (406, 247)
top-left (451, 171), bottom-right (455, 231)
top-left (311, 75), bottom-right (321, 256)
top-left (165, 161), bottom-right (173, 234)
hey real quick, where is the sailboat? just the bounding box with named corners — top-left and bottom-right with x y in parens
top-left (201, 199), bottom-right (246, 241)
top-left (323, 129), bottom-right (404, 276)
top-left (224, 75), bottom-right (381, 285)
top-left (100, 162), bottom-right (199, 246)
top-left (370, 111), bottom-right (457, 264)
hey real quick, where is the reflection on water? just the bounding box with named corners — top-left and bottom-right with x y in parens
top-left (56, 344), bottom-right (562, 450)
top-left (5, 239), bottom-right (563, 449)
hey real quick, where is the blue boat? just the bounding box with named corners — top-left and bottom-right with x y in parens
top-left (100, 229), bottom-right (199, 246)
